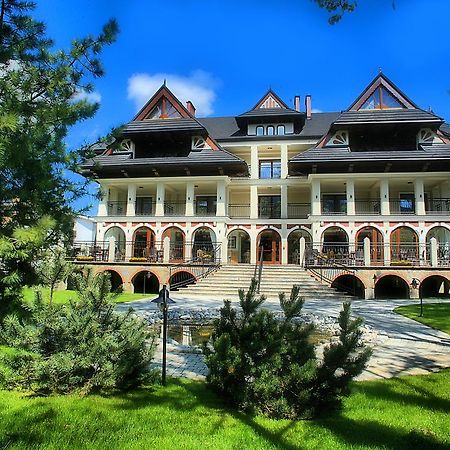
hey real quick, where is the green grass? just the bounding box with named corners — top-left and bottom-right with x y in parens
top-left (395, 302), bottom-right (450, 335)
top-left (22, 287), bottom-right (150, 305)
top-left (0, 371), bottom-right (449, 449)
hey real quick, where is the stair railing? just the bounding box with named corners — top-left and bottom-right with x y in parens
top-left (253, 245), bottom-right (264, 293)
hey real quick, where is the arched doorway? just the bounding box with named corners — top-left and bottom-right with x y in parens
top-left (420, 275), bottom-right (450, 298)
top-left (103, 270), bottom-right (123, 292)
top-left (133, 227), bottom-right (156, 259)
top-left (331, 275), bottom-right (365, 298)
top-left (257, 229), bottom-right (281, 264)
top-left (192, 227), bottom-right (217, 262)
top-left (356, 227), bottom-right (383, 265)
top-left (426, 226), bottom-right (450, 266)
top-left (104, 226), bottom-right (126, 261)
top-left (375, 275), bottom-right (410, 299)
top-left (322, 227), bottom-right (349, 258)
top-left (390, 226), bottom-right (418, 265)
top-left (132, 271), bottom-right (159, 295)
top-left (169, 271), bottom-right (196, 290)
top-left (228, 229), bottom-right (251, 264)
top-left (163, 226), bottom-right (185, 262)
top-left (287, 229), bottom-right (312, 264)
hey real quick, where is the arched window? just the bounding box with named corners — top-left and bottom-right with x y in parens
top-left (266, 126), bottom-right (274, 136)
top-left (277, 125), bottom-right (285, 135)
top-left (256, 126), bottom-right (264, 136)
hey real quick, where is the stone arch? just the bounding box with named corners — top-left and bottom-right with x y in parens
top-left (132, 226), bottom-right (156, 259)
top-left (163, 226), bottom-right (186, 262)
top-left (374, 275), bottom-right (410, 299)
top-left (103, 269), bottom-right (123, 292)
top-left (419, 275), bottom-right (450, 298)
top-left (321, 226), bottom-right (349, 256)
top-left (356, 226), bottom-right (384, 265)
top-left (287, 229), bottom-right (312, 264)
top-left (257, 228), bottom-right (282, 264)
top-left (169, 270), bottom-right (197, 290)
top-left (227, 228), bottom-right (251, 264)
top-left (104, 226), bottom-right (127, 261)
top-left (390, 226), bottom-right (419, 265)
top-left (192, 226), bottom-right (217, 261)
top-left (331, 274), bottom-right (365, 298)
top-left (131, 270), bottom-right (159, 295)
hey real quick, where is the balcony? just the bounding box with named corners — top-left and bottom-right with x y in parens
top-left (258, 204), bottom-right (281, 219)
top-left (107, 201), bottom-right (127, 216)
top-left (228, 204), bottom-right (250, 218)
top-left (390, 199), bottom-right (415, 215)
top-left (194, 200), bottom-right (216, 217)
top-left (135, 199), bottom-right (156, 216)
top-left (355, 199), bottom-right (381, 215)
top-left (164, 202), bottom-right (186, 216)
top-left (426, 198), bottom-right (450, 215)
top-left (287, 203), bottom-right (310, 219)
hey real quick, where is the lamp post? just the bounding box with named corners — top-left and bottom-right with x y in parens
top-left (411, 278), bottom-right (422, 317)
top-left (151, 284), bottom-right (175, 386)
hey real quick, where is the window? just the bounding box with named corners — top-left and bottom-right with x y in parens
top-left (259, 160), bottom-right (281, 179)
top-left (258, 196), bottom-right (281, 218)
top-left (136, 197), bottom-right (153, 215)
top-left (360, 86), bottom-right (405, 110)
top-left (145, 98), bottom-right (182, 119)
top-left (195, 196), bottom-right (216, 215)
top-left (399, 193), bottom-right (415, 213)
top-left (277, 125), bottom-right (285, 135)
top-left (322, 194), bottom-right (347, 214)
top-left (267, 126), bottom-right (274, 136)
top-left (256, 126), bottom-right (264, 136)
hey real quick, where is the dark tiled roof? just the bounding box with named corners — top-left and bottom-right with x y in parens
top-left (440, 123), bottom-right (450, 137)
top-left (290, 144), bottom-right (450, 163)
top-left (122, 118), bottom-right (205, 135)
top-left (333, 109), bottom-right (443, 125)
top-left (197, 116), bottom-right (243, 140)
top-left (299, 112), bottom-right (341, 137)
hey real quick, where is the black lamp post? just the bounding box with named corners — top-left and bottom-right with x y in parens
top-left (411, 278), bottom-right (422, 317)
top-left (151, 284), bottom-right (175, 386)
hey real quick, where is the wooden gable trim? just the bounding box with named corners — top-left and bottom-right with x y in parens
top-left (133, 84), bottom-right (193, 121)
top-left (252, 89), bottom-right (289, 110)
top-left (349, 74), bottom-right (418, 111)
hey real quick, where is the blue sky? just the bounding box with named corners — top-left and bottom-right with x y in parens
top-left (34, 0), bottom-right (450, 214)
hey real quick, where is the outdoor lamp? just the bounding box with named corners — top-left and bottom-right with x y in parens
top-left (410, 278), bottom-right (423, 317)
top-left (151, 285), bottom-right (175, 386)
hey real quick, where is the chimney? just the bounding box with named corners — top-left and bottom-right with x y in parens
top-left (186, 101), bottom-right (196, 117)
top-left (305, 95), bottom-right (312, 120)
top-left (294, 95), bottom-right (301, 112)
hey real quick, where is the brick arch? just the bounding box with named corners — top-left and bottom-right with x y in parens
top-left (374, 274), bottom-right (410, 299)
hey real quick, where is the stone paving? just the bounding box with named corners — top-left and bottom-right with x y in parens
top-left (119, 294), bottom-right (450, 381)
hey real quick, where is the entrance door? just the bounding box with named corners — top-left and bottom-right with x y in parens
top-left (258, 231), bottom-right (281, 264)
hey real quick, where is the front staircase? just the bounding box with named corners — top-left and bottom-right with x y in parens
top-left (176, 264), bottom-right (354, 300)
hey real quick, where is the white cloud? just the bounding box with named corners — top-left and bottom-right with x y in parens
top-left (312, 108), bottom-right (323, 113)
top-left (127, 70), bottom-right (219, 117)
top-left (73, 89), bottom-right (102, 104)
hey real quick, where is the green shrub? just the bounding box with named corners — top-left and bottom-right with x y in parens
top-left (204, 279), bottom-right (371, 419)
top-left (0, 270), bottom-right (156, 394)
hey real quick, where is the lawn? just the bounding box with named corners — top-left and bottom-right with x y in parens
top-left (0, 370), bottom-right (449, 449)
top-left (22, 287), bottom-right (149, 305)
top-left (395, 302), bottom-right (450, 335)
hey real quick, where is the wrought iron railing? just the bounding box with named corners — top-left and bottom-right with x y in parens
top-left (107, 201), bottom-right (127, 216)
top-left (228, 204), bottom-right (250, 218)
top-left (164, 202), bottom-right (186, 216)
top-left (135, 201), bottom-right (156, 216)
top-left (390, 199), bottom-right (416, 214)
top-left (258, 205), bottom-right (281, 219)
top-left (426, 198), bottom-right (450, 215)
top-left (287, 203), bottom-right (310, 219)
top-left (354, 199), bottom-right (381, 215)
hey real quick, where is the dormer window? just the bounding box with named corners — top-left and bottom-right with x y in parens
top-left (360, 86), bottom-right (406, 110)
top-left (277, 125), bottom-right (285, 135)
top-left (256, 126), bottom-right (264, 136)
top-left (145, 98), bottom-right (182, 120)
top-left (267, 126), bottom-right (274, 136)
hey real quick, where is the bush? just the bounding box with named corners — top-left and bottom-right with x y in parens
top-left (204, 279), bottom-right (371, 419)
top-left (0, 270), bottom-right (156, 394)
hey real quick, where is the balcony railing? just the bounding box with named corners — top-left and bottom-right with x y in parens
top-left (355, 199), bottom-right (381, 215)
top-left (287, 203), bottom-right (310, 219)
top-left (164, 202), bottom-right (186, 216)
top-left (390, 199), bottom-right (415, 214)
top-left (107, 201), bottom-right (127, 216)
top-left (258, 205), bottom-right (281, 219)
top-left (135, 201), bottom-right (156, 216)
top-left (194, 201), bottom-right (216, 217)
top-left (228, 204), bottom-right (250, 218)
top-left (426, 198), bottom-right (450, 215)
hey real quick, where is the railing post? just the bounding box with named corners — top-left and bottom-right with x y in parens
top-left (299, 237), bottom-right (306, 267)
top-left (363, 237), bottom-right (371, 267)
top-left (430, 237), bottom-right (438, 267)
top-left (108, 236), bottom-right (116, 262)
top-left (163, 236), bottom-right (170, 263)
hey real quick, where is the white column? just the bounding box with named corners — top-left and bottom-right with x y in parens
top-left (216, 180), bottom-right (226, 216)
top-left (281, 238), bottom-right (288, 264)
top-left (250, 225), bottom-right (257, 264)
top-left (97, 185), bottom-right (108, 216)
top-left (430, 237), bottom-right (438, 267)
top-left (346, 179), bottom-right (355, 216)
top-left (108, 236), bottom-right (116, 262)
top-left (380, 179), bottom-right (390, 215)
top-left (250, 185), bottom-right (258, 219)
top-left (163, 236), bottom-right (170, 263)
top-left (221, 235), bottom-right (228, 264)
top-left (186, 182), bottom-right (194, 217)
top-left (281, 144), bottom-right (288, 179)
top-left (299, 237), bottom-right (306, 267)
top-left (155, 182), bottom-right (165, 216)
top-left (383, 233), bottom-right (391, 266)
top-left (414, 178), bottom-right (425, 215)
top-left (281, 185), bottom-right (288, 219)
top-left (250, 145), bottom-right (258, 179)
top-left (126, 183), bottom-right (136, 217)
top-left (311, 179), bottom-right (321, 215)
top-left (363, 237), bottom-right (371, 267)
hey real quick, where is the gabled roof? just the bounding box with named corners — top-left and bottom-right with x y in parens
top-left (348, 72), bottom-right (418, 111)
top-left (251, 89), bottom-right (290, 110)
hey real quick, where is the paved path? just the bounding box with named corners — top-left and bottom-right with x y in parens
top-left (121, 295), bottom-right (450, 381)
